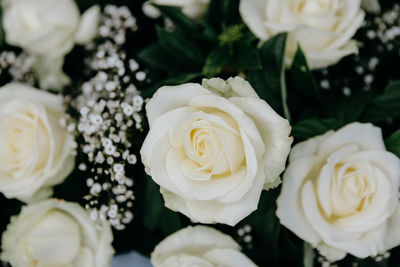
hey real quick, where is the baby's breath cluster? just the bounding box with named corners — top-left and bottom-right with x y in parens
top-left (69, 5), bottom-right (146, 230)
top-left (236, 224), bottom-right (254, 250)
top-left (0, 51), bottom-right (35, 86)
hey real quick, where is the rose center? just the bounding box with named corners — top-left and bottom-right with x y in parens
top-left (296, 0), bottom-right (333, 14)
top-left (181, 111), bottom-right (245, 178)
top-left (331, 163), bottom-right (376, 217)
top-left (1, 116), bottom-right (35, 162)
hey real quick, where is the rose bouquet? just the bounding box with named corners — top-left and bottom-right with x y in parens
top-left (0, 0), bottom-right (399, 266)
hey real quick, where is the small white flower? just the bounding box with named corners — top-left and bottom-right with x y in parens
top-left (127, 154), bottom-right (137, 165)
top-left (123, 104), bottom-right (134, 116)
top-left (113, 163), bottom-right (125, 174)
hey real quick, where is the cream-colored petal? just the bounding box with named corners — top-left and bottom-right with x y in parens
top-left (203, 248), bottom-right (257, 267)
top-left (239, 0), bottom-right (269, 40)
top-left (151, 225), bottom-right (239, 266)
top-left (276, 156), bottom-right (321, 247)
top-left (145, 84), bottom-right (212, 127)
top-left (230, 96), bottom-right (292, 187)
top-left (74, 5), bottom-right (100, 45)
top-left (318, 122), bottom-right (386, 159)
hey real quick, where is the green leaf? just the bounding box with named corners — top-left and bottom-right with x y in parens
top-left (156, 26), bottom-right (204, 67)
top-left (206, 0), bottom-right (240, 29)
top-left (163, 72), bottom-right (202, 85)
top-left (137, 43), bottom-right (174, 71)
top-left (360, 80), bottom-right (400, 122)
top-left (205, 0), bottom-right (223, 32)
top-left (202, 46), bottom-right (231, 77)
top-left (336, 91), bottom-right (373, 124)
top-left (234, 41), bottom-right (262, 71)
top-left (289, 46), bottom-right (318, 99)
top-left (247, 33), bottom-right (289, 119)
top-left (292, 118), bottom-right (342, 140)
top-left (245, 190), bottom-right (281, 264)
top-left (357, 258), bottom-right (389, 267)
top-left (221, 0), bottom-right (240, 26)
top-left (155, 5), bottom-right (197, 33)
top-left (159, 208), bottom-right (183, 236)
top-left (385, 129), bottom-right (400, 157)
top-left (141, 177), bottom-right (164, 232)
top-left (139, 177), bottom-right (183, 236)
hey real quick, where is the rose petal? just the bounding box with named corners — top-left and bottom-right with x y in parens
top-left (145, 84), bottom-right (212, 127)
top-left (276, 156), bottom-right (321, 247)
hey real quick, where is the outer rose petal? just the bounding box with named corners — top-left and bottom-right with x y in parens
top-left (203, 248), bottom-right (257, 267)
top-left (140, 107), bottom-right (191, 195)
top-left (384, 206), bottom-right (400, 251)
top-left (145, 84), bottom-right (212, 127)
top-left (230, 96), bottom-right (292, 188)
top-left (289, 131), bottom-right (334, 162)
top-left (75, 5), bottom-right (101, 44)
top-left (324, 10), bottom-right (364, 50)
top-left (202, 76), bottom-right (259, 98)
top-left (151, 225), bottom-right (239, 266)
top-left (318, 122), bottom-right (386, 159)
top-left (162, 166), bottom-right (265, 226)
top-left (276, 157), bottom-right (321, 247)
top-left (239, 0), bottom-right (269, 40)
top-left (305, 41), bottom-right (359, 69)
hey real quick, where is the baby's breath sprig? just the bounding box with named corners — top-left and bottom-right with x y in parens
top-left (67, 5), bottom-right (146, 230)
top-left (0, 51), bottom-right (36, 86)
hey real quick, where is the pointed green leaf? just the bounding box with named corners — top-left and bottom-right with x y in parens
top-left (156, 26), bottom-right (204, 67)
top-left (385, 129), bottom-right (400, 157)
top-left (360, 80), bottom-right (400, 122)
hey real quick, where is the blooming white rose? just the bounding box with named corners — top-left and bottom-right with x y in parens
top-left (143, 0), bottom-right (209, 19)
top-left (276, 122), bottom-right (400, 261)
top-left (1, 199), bottom-right (114, 267)
top-left (0, 83), bottom-right (75, 202)
top-left (151, 225), bottom-right (257, 267)
top-left (1, 0), bottom-right (100, 89)
top-left (239, 0), bottom-right (365, 69)
top-left (140, 76), bottom-right (292, 226)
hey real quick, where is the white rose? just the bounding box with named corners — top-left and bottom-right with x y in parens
top-left (140, 76), bottom-right (292, 226)
top-left (239, 0), bottom-right (365, 69)
top-left (1, 199), bottom-right (114, 267)
top-left (0, 83), bottom-right (75, 202)
top-left (276, 122), bottom-right (400, 261)
top-left (1, 0), bottom-right (100, 89)
top-left (143, 0), bottom-right (209, 19)
top-left (151, 225), bottom-right (257, 267)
